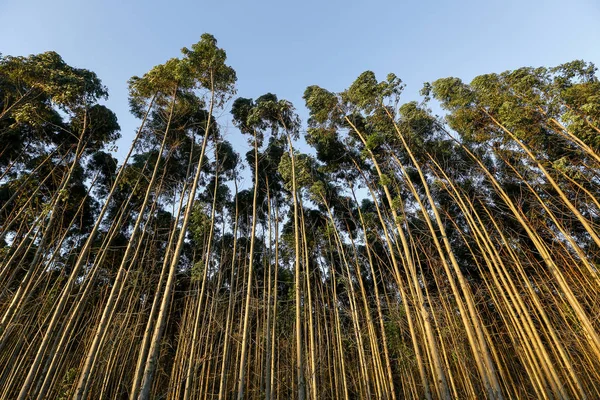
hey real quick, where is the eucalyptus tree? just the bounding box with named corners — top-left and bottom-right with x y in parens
top-left (72, 54), bottom-right (195, 400)
top-left (430, 68), bottom-right (600, 279)
top-left (304, 76), bottom-right (461, 399)
top-left (0, 51), bottom-right (119, 249)
top-left (0, 53), bottom-right (119, 320)
top-left (0, 52), bottom-right (116, 167)
top-left (180, 136), bottom-right (238, 400)
top-left (136, 33), bottom-right (236, 400)
top-left (255, 96), bottom-right (304, 399)
top-left (230, 93), bottom-right (302, 399)
top-left (425, 63), bottom-right (600, 396)
top-left (0, 51), bottom-right (127, 399)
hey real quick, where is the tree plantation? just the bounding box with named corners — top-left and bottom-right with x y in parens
top-left (1, 35), bottom-right (600, 399)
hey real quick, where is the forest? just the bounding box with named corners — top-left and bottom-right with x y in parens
top-left (1, 34), bottom-right (600, 399)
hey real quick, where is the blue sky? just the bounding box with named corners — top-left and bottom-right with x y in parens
top-left (2, 0), bottom-right (600, 167)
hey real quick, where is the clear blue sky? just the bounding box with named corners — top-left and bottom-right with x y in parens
top-left (2, 0), bottom-right (600, 164)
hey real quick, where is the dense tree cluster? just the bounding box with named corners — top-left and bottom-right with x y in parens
top-left (1, 36), bottom-right (600, 399)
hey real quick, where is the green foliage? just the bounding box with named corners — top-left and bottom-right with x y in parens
top-left (308, 181), bottom-right (327, 204)
top-left (191, 260), bottom-right (205, 282)
top-left (57, 368), bottom-right (78, 400)
top-left (379, 173), bottom-right (391, 187)
top-left (342, 71), bottom-right (404, 113)
top-left (303, 85), bottom-right (340, 125)
top-left (277, 152), bottom-right (317, 190)
top-left (190, 202), bottom-right (212, 245)
top-left (0, 51), bottom-right (108, 112)
top-left (232, 93), bottom-right (301, 146)
top-left (129, 33), bottom-right (236, 121)
top-left (431, 60), bottom-right (600, 153)
top-left (182, 33), bottom-right (237, 106)
top-left (0, 51), bottom-right (120, 168)
top-left (429, 77), bottom-right (475, 111)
